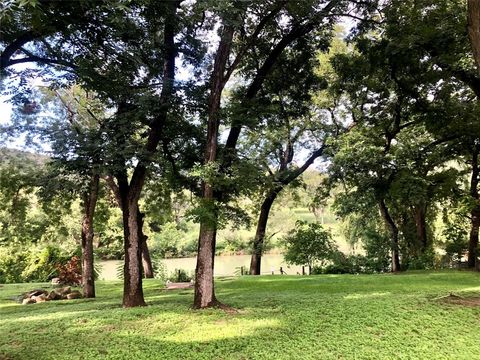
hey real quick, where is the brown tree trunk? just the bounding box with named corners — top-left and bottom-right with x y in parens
top-left (141, 242), bottom-right (154, 279)
top-left (194, 219), bottom-right (218, 308)
top-left (379, 199), bottom-right (401, 272)
top-left (138, 209), bottom-right (154, 278)
top-left (121, 196), bottom-right (146, 307)
top-left (250, 191), bottom-right (278, 275)
top-left (194, 24), bottom-right (234, 309)
top-left (81, 174), bottom-right (100, 298)
top-left (468, 146), bottom-right (479, 268)
top-left (468, 0), bottom-right (480, 71)
top-left (414, 204), bottom-right (428, 252)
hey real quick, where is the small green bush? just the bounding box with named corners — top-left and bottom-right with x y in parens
top-left (0, 248), bottom-right (26, 283)
top-left (168, 268), bottom-right (193, 282)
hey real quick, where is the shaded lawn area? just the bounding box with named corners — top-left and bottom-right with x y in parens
top-left (1, 271), bottom-right (480, 359)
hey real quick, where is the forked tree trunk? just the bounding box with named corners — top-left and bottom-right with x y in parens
top-left (379, 199), bottom-right (401, 272)
top-left (81, 174), bottom-right (100, 298)
top-left (468, 146), bottom-right (479, 268)
top-left (250, 191), bottom-right (278, 275)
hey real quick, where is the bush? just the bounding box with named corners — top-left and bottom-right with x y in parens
top-left (56, 256), bottom-right (82, 285)
top-left (0, 248), bottom-right (26, 283)
top-left (168, 268), bottom-right (193, 282)
top-left (313, 253), bottom-right (390, 275)
top-left (0, 245), bottom-right (75, 283)
top-left (403, 248), bottom-right (436, 270)
top-left (21, 245), bottom-right (71, 282)
top-left (152, 258), bottom-right (168, 283)
top-left (283, 221), bottom-right (338, 269)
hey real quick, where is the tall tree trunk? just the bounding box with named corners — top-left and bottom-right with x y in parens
top-left (194, 25), bottom-right (234, 309)
top-left (250, 190), bottom-right (279, 275)
top-left (379, 199), bottom-right (401, 272)
top-left (468, 146), bottom-right (479, 268)
top-left (414, 204), bottom-right (428, 252)
top-left (468, 0), bottom-right (480, 71)
top-left (194, 216), bottom-right (218, 308)
top-left (121, 195), bottom-right (146, 307)
top-left (81, 174), bottom-right (100, 298)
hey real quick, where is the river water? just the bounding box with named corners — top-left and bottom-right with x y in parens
top-left (99, 254), bottom-right (305, 280)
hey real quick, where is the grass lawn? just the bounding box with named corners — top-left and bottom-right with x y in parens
top-left (1, 271), bottom-right (480, 359)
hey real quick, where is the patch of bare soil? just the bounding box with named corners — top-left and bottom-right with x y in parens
top-left (436, 293), bottom-right (480, 307)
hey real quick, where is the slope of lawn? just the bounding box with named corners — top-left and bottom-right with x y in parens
top-left (1, 271), bottom-right (480, 359)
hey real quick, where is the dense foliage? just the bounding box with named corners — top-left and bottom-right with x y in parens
top-left (0, 0), bottom-right (479, 309)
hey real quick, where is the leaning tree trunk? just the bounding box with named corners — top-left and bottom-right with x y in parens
top-left (121, 196), bottom-right (146, 307)
top-left (137, 209), bottom-right (154, 278)
top-left (379, 199), bottom-right (401, 272)
top-left (80, 174), bottom-right (100, 298)
top-left (250, 190), bottom-right (279, 275)
top-left (141, 240), bottom-right (154, 279)
top-left (468, 147), bottom-right (479, 268)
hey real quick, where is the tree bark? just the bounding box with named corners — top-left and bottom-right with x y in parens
top-left (379, 199), bottom-right (401, 272)
top-left (81, 174), bottom-right (100, 298)
top-left (138, 209), bottom-right (154, 278)
top-left (120, 192), bottom-right (146, 307)
top-left (194, 24), bottom-right (234, 309)
top-left (250, 191), bottom-right (279, 275)
top-left (414, 204), bottom-right (428, 252)
top-left (468, 0), bottom-right (480, 71)
top-left (468, 146), bottom-right (480, 268)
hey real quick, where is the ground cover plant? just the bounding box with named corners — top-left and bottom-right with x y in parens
top-left (1, 271), bottom-right (480, 360)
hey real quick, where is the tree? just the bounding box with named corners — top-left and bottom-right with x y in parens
top-left (192, 0), bottom-right (372, 309)
top-left (1, 0), bottom-right (181, 306)
top-left (243, 32), bottom-right (351, 275)
top-left (283, 221), bottom-right (337, 274)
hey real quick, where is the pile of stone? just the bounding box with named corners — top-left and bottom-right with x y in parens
top-left (21, 287), bottom-right (82, 305)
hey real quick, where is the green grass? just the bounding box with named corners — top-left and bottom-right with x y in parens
top-left (1, 271), bottom-right (480, 359)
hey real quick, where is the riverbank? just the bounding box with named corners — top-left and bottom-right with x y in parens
top-left (99, 254), bottom-right (304, 280)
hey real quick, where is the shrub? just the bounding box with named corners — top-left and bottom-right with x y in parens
top-left (152, 258), bottom-right (168, 283)
top-left (56, 256), bottom-right (82, 285)
top-left (21, 245), bottom-right (71, 282)
top-left (168, 268), bottom-right (193, 282)
top-left (283, 221), bottom-right (338, 270)
top-left (0, 247), bottom-right (26, 283)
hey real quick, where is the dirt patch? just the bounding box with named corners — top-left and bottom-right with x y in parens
top-left (435, 293), bottom-right (480, 307)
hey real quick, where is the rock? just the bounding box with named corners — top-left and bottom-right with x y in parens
top-left (66, 290), bottom-right (82, 300)
top-left (54, 286), bottom-right (71, 296)
top-left (47, 290), bottom-right (61, 301)
top-left (22, 298), bottom-right (36, 305)
top-left (51, 277), bottom-right (61, 285)
top-left (26, 289), bottom-right (48, 298)
top-left (33, 294), bottom-right (47, 303)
